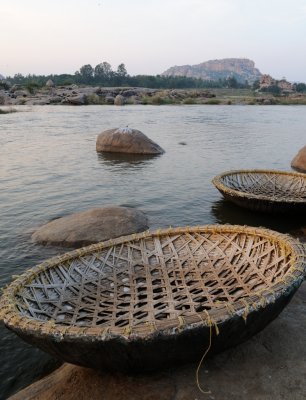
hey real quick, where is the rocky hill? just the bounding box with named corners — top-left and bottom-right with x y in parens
top-left (162, 58), bottom-right (262, 83)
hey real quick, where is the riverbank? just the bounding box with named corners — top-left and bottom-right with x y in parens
top-left (10, 275), bottom-right (306, 400)
top-left (1, 86), bottom-right (306, 106)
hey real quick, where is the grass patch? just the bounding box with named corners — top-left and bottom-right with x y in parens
top-left (86, 93), bottom-right (106, 105)
top-left (275, 98), bottom-right (306, 105)
top-left (205, 98), bottom-right (221, 105)
top-left (182, 97), bottom-right (197, 105)
top-left (151, 95), bottom-right (174, 105)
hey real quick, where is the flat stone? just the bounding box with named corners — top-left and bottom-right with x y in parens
top-left (10, 282), bottom-right (306, 400)
top-left (96, 127), bottom-right (165, 154)
top-left (291, 145), bottom-right (306, 172)
top-left (67, 94), bottom-right (86, 105)
top-left (31, 207), bottom-right (148, 247)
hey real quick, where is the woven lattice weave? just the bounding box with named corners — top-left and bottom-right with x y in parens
top-left (1, 225), bottom-right (305, 340)
top-left (212, 170), bottom-right (306, 213)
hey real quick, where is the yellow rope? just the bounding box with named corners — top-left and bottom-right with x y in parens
top-left (196, 322), bottom-right (212, 395)
top-left (123, 325), bottom-right (132, 336)
top-left (178, 316), bottom-right (185, 329)
top-left (145, 321), bottom-right (157, 333)
top-left (240, 299), bottom-right (250, 322)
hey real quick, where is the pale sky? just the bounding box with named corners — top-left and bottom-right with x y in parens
top-left (1, 0), bottom-right (306, 81)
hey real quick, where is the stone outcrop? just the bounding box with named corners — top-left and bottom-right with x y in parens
top-left (291, 145), bottom-right (306, 172)
top-left (114, 94), bottom-right (124, 105)
top-left (31, 206), bottom-right (149, 247)
top-left (259, 74), bottom-right (275, 89)
top-left (96, 127), bottom-right (165, 154)
top-left (66, 93), bottom-right (86, 105)
top-left (0, 83), bottom-right (304, 107)
top-left (10, 282), bottom-right (306, 400)
top-left (162, 58), bottom-right (262, 83)
top-left (259, 74), bottom-right (294, 93)
top-left (46, 79), bottom-right (55, 87)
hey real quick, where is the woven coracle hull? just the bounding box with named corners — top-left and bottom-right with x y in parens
top-left (212, 170), bottom-right (306, 214)
top-left (11, 289), bottom-right (297, 372)
top-left (1, 225), bottom-right (305, 372)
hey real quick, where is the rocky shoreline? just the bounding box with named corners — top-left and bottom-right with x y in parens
top-left (1, 84), bottom-right (306, 106)
top-left (0, 85), bottom-right (213, 106)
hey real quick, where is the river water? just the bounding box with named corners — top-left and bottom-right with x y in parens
top-left (1, 105), bottom-right (306, 397)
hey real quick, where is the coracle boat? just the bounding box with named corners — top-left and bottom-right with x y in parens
top-left (212, 170), bottom-right (306, 213)
top-left (1, 225), bottom-right (305, 373)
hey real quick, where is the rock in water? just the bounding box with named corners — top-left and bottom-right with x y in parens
top-left (291, 145), bottom-right (306, 172)
top-left (32, 206), bottom-right (149, 247)
top-left (96, 127), bottom-right (165, 154)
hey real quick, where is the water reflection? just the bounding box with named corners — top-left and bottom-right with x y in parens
top-left (97, 152), bottom-right (160, 168)
top-left (211, 199), bottom-right (306, 233)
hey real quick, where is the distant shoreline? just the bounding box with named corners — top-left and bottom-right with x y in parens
top-left (1, 86), bottom-right (306, 107)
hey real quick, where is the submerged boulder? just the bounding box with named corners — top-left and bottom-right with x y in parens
top-left (96, 127), bottom-right (164, 154)
top-left (291, 145), bottom-right (306, 172)
top-left (32, 206), bottom-right (148, 247)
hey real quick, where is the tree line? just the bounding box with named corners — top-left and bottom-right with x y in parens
top-left (3, 62), bottom-right (306, 92)
top-left (2, 62), bottom-right (253, 89)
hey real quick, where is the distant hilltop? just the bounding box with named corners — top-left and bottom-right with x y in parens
top-left (161, 58), bottom-right (262, 83)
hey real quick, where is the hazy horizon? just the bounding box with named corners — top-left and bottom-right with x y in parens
top-left (1, 0), bottom-right (306, 81)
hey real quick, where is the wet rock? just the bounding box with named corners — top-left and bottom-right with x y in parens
top-left (31, 206), bottom-right (148, 247)
top-left (291, 145), bottom-right (306, 172)
top-left (96, 127), bottom-right (165, 154)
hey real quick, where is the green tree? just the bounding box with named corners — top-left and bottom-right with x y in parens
top-left (252, 79), bottom-right (260, 90)
top-left (227, 76), bottom-right (238, 88)
top-left (79, 64), bottom-right (94, 83)
top-left (116, 63), bottom-right (128, 77)
top-left (94, 62), bottom-right (113, 81)
top-left (295, 83), bottom-right (306, 93)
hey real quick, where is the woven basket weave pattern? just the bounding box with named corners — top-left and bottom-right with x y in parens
top-left (10, 227), bottom-right (300, 336)
top-left (221, 171), bottom-right (306, 200)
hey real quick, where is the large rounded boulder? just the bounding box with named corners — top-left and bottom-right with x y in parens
top-left (32, 206), bottom-right (148, 247)
top-left (291, 145), bottom-right (306, 172)
top-left (96, 127), bottom-right (164, 154)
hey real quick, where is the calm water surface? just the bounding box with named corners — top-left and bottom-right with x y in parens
top-left (1, 105), bottom-right (306, 397)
